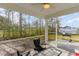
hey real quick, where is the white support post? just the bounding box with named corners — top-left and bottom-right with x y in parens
top-left (53, 17), bottom-right (58, 47)
top-left (45, 19), bottom-right (48, 44)
top-left (55, 21), bottom-right (58, 47)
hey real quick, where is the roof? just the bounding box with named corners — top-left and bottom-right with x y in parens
top-left (0, 3), bottom-right (79, 18)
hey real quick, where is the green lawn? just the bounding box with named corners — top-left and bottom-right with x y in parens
top-left (48, 34), bottom-right (79, 42)
top-left (0, 30), bottom-right (45, 40)
top-left (0, 30), bottom-right (3, 37)
top-left (1, 30), bottom-right (79, 42)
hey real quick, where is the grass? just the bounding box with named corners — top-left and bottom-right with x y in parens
top-left (0, 30), bottom-right (79, 42)
top-left (0, 30), bottom-right (3, 37)
top-left (0, 30), bottom-right (45, 40)
top-left (48, 34), bottom-right (79, 42)
top-left (48, 34), bottom-right (55, 41)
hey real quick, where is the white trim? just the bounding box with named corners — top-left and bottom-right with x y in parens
top-left (53, 17), bottom-right (58, 47)
top-left (45, 19), bottom-right (48, 44)
top-left (55, 22), bottom-right (58, 47)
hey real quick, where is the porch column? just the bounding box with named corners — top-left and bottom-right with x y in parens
top-left (53, 17), bottom-right (58, 47)
top-left (45, 18), bottom-right (48, 44)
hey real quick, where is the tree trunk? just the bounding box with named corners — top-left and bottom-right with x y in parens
top-left (19, 13), bottom-right (22, 37)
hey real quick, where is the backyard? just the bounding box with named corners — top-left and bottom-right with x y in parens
top-left (0, 7), bottom-right (79, 43)
top-left (1, 29), bottom-right (79, 42)
top-left (48, 34), bottom-right (79, 42)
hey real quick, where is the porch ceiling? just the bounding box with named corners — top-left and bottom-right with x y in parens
top-left (0, 3), bottom-right (79, 18)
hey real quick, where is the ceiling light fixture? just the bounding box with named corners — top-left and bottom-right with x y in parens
top-left (43, 3), bottom-right (50, 9)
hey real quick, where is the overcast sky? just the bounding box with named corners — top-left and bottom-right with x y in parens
top-left (59, 12), bottom-right (79, 28)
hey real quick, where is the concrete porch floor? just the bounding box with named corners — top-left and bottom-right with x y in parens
top-left (0, 39), bottom-right (79, 56)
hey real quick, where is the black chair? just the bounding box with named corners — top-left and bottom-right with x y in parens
top-left (33, 38), bottom-right (45, 52)
top-left (17, 51), bottom-right (22, 56)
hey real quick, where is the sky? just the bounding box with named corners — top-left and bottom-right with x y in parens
top-left (59, 12), bottom-right (79, 28)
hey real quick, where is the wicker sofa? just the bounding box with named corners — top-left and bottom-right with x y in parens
top-left (0, 38), bottom-right (44, 56)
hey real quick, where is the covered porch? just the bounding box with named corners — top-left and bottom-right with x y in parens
top-left (0, 3), bottom-right (79, 56)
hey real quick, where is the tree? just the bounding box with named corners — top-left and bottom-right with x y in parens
top-left (19, 13), bottom-right (23, 37)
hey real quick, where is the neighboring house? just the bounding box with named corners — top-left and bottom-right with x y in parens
top-left (59, 26), bottom-right (77, 34)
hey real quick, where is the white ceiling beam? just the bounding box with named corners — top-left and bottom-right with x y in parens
top-left (0, 3), bottom-right (44, 18)
top-left (46, 5), bottom-right (79, 18)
